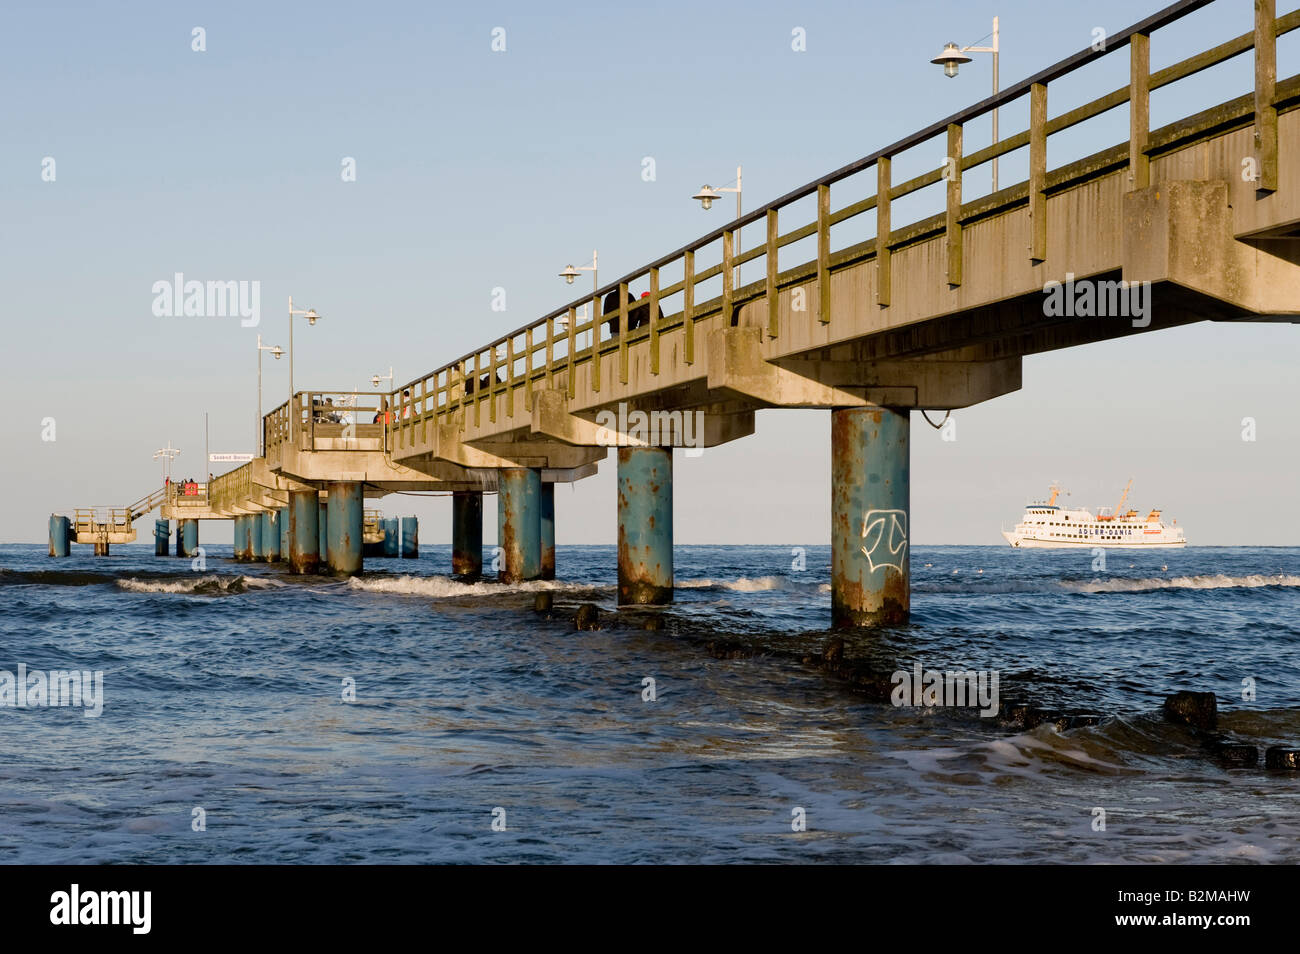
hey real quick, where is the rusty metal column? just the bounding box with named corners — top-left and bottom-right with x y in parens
top-left (179, 519), bottom-right (198, 558)
top-left (617, 446), bottom-right (673, 605)
top-left (326, 481), bottom-right (364, 576)
top-left (48, 515), bottom-right (70, 557)
top-left (288, 489), bottom-right (320, 574)
top-left (540, 482), bottom-right (555, 580)
top-left (260, 510), bottom-right (278, 562)
top-left (497, 468), bottom-right (541, 582)
top-left (452, 490), bottom-right (482, 577)
top-left (831, 407), bottom-right (910, 627)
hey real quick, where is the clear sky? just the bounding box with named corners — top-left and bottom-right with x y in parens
top-left (3, 0), bottom-right (1297, 545)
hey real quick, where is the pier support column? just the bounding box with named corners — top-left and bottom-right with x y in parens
top-left (381, 518), bottom-right (400, 557)
top-left (831, 407), bottom-right (910, 627)
top-left (260, 511), bottom-right (278, 562)
top-left (497, 468), bottom-right (541, 583)
top-left (237, 515), bottom-right (257, 562)
top-left (318, 500), bottom-right (329, 565)
top-left (48, 515), bottom-right (70, 557)
top-left (539, 483), bottom-right (555, 580)
top-left (452, 491), bottom-right (483, 577)
top-left (288, 490), bottom-right (320, 575)
top-left (231, 516), bottom-right (244, 561)
top-left (154, 519), bottom-right (170, 556)
top-left (326, 481), bottom-right (364, 576)
top-left (278, 506), bottom-right (289, 561)
top-left (179, 519), bottom-right (198, 558)
top-left (617, 447), bottom-right (673, 605)
top-left (94, 539), bottom-right (110, 556)
top-left (401, 517), bottom-right (418, 558)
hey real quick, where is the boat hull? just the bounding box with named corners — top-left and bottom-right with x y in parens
top-left (1002, 531), bottom-right (1186, 549)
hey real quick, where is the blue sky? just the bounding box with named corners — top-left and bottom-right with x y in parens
top-left (3, 0), bottom-right (1297, 545)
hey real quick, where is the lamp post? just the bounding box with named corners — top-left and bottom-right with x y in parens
top-left (154, 441), bottom-right (180, 484)
top-left (257, 334), bottom-right (284, 456)
top-left (287, 295), bottom-right (321, 402)
top-left (691, 165), bottom-right (743, 284)
top-left (931, 17), bottom-right (1000, 192)
top-left (371, 367), bottom-right (394, 390)
top-left (558, 250), bottom-right (597, 348)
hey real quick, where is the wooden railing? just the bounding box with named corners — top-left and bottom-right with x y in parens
top-left (376, 0), bottom-right (1295, 452)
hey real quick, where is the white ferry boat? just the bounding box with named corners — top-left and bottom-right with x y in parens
top-left (1002, 481), bottom-right (1186, 548)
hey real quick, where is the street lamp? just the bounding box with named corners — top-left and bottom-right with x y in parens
top-left (557, 250), bottom-right (598, 348)
top-left (371, 367), bottom-right (393, 389)
top-left (287, 295), bottom-right (321, 402)
top-left (931, 17), bottom-right (1000, 191)
top-left (256, 334), bottom-right (284, 456)
top-left (154, 441), bottom-right (180, 484)
top-left (691, 164), bottom-right (742, 283)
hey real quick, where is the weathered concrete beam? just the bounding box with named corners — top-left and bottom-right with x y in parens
top-left (530, 388), bottom-right (755, 448)
top-left (774, 356), bottom-right (1021, 409)
top-left (708, 328), bottom-right (867, 408)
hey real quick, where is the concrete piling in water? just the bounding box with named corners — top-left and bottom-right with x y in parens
top-left (48, 515), bottom-right (70, 557)
top-left (288, 490), bottom-right (320, 574)
top-left (401, 516), bottom-right (418, 558)
top-left (381, 518), bottom-right (400, 557)
top-left (278, 506), bottom-right (289, 562)
top-left (179, 519), bottom-right (198, 558)
top-left (452, 491), bottom-right (482, 577)
top-left (497, 468), bottom-right (541, 582)
top-left (154, 519), bottom-right (170, 556)
top-left (234, 514), bottom-right (255, 562)
top-left (260, 510), bottom-right (278, 562)
top-left (93, 538), bottom-right (110, 556)
top-left (231, 516), bottom-right (245, 561)
top-left (318, 500), bottom-right (329, 565)
top-left (830, 407), bottom-right (910, 627)
top-left (539, 483), bottom-right (555, 580)
top-left (326, 481), bottom-right (364, 576)
top-left (617, 447), bottom-right (673, 604)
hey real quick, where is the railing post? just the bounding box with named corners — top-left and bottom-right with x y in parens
top-left (566, 307), bottom-right (576, 398)
top-left (1129, 33), bottom-right (1150, 191)
top-left (545, 318), bottom-right (554, 390)
top-left (1029, 82), bottom-right (1048, 262)
top-left (683, 249), bottom-right (695, 364)
top-left (419, 377), bottom-right (428, 443)
top-left (489, 344), bottom-right (498, 423)
top-left (524, 326), bottom-right (534, 410)
top-left (945, 123), bottom-right (963, 287)
top-left (474, 352), bottom-right (482, 427)
top-left (876, 157), bottom-right (891, 307)
top-left (649, 266), bottom-right (661, 374)
top-left (618, 280), bottom-right (629, 384)
top-left (766, 209), bottom-right (779, 337)
top-left (506, 335), bottom-right (515, 418)
top-left (722, 230), bottom-right (734, 326)
top-left (1256, 0), bottom-right (1278, 195)
top-left (817, 183), bottom-right (831, 322)
top-left (591, 293), bottom-right (601, 393)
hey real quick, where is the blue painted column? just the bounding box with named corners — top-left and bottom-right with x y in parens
top-left (497, 468), bottom-right (541, 582)
top-left (259, 511), bottom-right (277, 562)
top-left (288, 490), bottom-right (320, 574)
top-left (400, 516), bottom-right (418, 558)
top-left (278, 506), bottom-right (290, 561)
top-left (48, 515), bottom-right (70, 557)
top-left (617, 447), bottom-right (673, 604)
top-left (451, 491), bottom-right (482, 577)
top-left (231, 516), bottom-right (244, 560)
top-left (240, 514), bottom-right (259, 562)
top-left (539, 483), bottom-right (555, 580)
top-left (382, 517), bottom-right (400, 557)
top-left (831, 407), bottom-right (910, 628)
top-left (154, 519), bottom-right (170, 556)
top-left (318, 500), bottom-right (329, 565)
top-left (179, 519), bottom-right (198, 558)
top-left (326, 481), bottom-right (364, 576)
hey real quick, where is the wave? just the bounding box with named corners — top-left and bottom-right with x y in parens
top-left (678, 575), bottom-right (823, 593)
top-left (347, 575), bottom-right (605, 598)
top-left (116, 575), bottom-right (282, 595)
top-left (1063, 573), bottom-right (1300, 594)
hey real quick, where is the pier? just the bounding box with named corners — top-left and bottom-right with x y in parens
top-left (50, 0), bottom-right (1300, 627)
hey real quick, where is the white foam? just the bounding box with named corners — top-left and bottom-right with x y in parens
top-left (347, 575), bottom-right (601, 598)
top-left (1064, 573), bottom-right (1300, 594)
top-left (677, 575), bottom-right (804, 592)
top-left (116, 575), bottom-right (281, 594)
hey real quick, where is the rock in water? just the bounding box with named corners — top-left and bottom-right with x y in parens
top-left (1265, 746), bottom-right (1300, 769)
top-left (822, 637), bottom-right (845, 666)
top-left (574, 603), bottom-right (599, 631)
top-left (533, 592), bottom-right (553, 613)
top-left (1163, 691), bottom-right (1218, 732)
